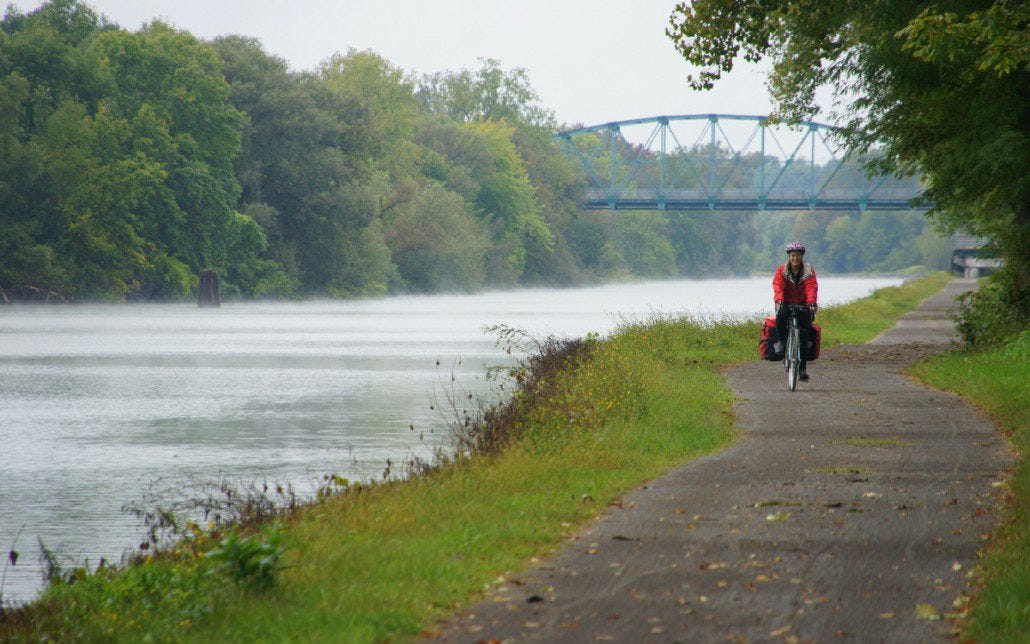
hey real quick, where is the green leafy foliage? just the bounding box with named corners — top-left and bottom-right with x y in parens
top-left (668, 0), bottom-right (1028, 334)
top-left (0, 2), bottom-right (286, 300)
top-left (206, 523), bottom-right (289, 590)
top-left (954, 267), bottom-right (1029, 347)
top-left (382, 184), bottom-right (487, 291)
top-left (418, 57), bottom-right (556, 128)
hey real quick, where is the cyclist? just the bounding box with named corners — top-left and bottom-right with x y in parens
top-left (773, 241), bottom-right (819, 381)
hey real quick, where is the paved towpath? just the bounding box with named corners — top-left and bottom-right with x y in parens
top-left (434, 279), bottom-right (1013, 642)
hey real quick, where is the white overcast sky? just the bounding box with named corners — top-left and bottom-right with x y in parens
top-left (11, 0), bottom-right (823, 129)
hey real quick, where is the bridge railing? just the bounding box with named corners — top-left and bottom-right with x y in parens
top-left (584, 188), bottom-right (918, 201)
top-left (582, 188), bottom-right (921, 211)
top-left (555, 114), bottom-right (926, 212)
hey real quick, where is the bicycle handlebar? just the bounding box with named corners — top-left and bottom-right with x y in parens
top-left (779, 303), bottom-right (816, 320)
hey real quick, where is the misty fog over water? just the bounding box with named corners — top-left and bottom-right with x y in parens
top-left (0, 275), bottom-right (900, 602)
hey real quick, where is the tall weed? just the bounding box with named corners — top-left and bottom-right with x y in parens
top-left (206, 523), bottom-right (289, 590)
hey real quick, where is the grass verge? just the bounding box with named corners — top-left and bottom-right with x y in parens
top-left (0, 273), bottom-right (949, 642)
top-left (908, 330), bottom-right (1030, 640)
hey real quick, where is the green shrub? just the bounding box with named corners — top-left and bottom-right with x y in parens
top-left (954, 267), bottom-right (1028, 348)
top-left (205, 523), bottom-right (289, 590)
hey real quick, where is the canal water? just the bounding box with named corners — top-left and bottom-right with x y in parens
top-left (0, 275), bottom-right (900, 603)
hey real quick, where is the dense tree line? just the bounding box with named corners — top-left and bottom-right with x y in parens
top-left (0, 1), bottom-right (950, 302)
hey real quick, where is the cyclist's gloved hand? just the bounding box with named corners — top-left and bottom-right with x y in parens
top-left (808, 303), bottom-right (818, 318)
top-left (775, 301), bottom-right (783, 313)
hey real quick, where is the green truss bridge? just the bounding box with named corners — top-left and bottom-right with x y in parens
top-left (553, 114), bottom-right (925, 212)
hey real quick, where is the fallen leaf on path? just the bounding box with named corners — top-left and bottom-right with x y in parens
top-left (916, 604), bottom-right (941, 621)
top-left (879, 612), bottom-right (894, 619)
top-left (770, 625), bottom-right (792, 637)
top-left (766, 513), bottom-right (791, 522)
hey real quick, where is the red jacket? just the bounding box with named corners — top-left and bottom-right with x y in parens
top-left (773, 262), bottom-right (818, 305)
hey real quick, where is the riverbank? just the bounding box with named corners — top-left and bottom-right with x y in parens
top-left (1, 273), bottom-right (955, 641)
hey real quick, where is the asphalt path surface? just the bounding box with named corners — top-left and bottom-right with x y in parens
top-left (434, 279), bottom-right (1013, 642)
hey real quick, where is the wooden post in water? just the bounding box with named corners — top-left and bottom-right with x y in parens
top-left (197, 269), bottom-right (220, 308)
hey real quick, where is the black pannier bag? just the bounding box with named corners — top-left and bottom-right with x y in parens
top-left (807, 323), bottom-right (822, 361)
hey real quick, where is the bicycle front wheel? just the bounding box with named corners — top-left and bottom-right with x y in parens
top-left (787, 327), bottom-right (800, 391)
